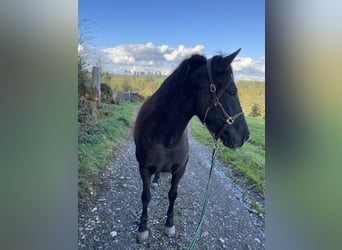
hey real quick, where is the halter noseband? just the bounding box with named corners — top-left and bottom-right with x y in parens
top-left (203, 58), bottom-right (244, 141)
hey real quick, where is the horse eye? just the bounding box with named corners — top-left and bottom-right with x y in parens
top-left (226, 88), bottom-right (237, 95)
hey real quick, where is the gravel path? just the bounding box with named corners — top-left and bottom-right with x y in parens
top-left (78, 127), bottom-right (265, 250)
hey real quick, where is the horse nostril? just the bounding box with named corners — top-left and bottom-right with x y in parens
top-left (244, 134), bottom-right (250, 142)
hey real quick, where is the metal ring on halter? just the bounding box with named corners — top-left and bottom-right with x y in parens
top-left (209, 84), bottom-right (216, 93)
top-left (227, 117), bottom-right (234, 125)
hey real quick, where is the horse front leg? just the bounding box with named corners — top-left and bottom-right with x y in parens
top-left (137, 165), bottom-right (152, 242)
top-left (151, 172), bottom-right (160, 188)
top-left (165, 163), bottom-right (186, 237)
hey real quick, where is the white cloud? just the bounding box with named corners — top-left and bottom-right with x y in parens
top-left (110, 55), bottom-right (135, 64)
top-left (83, 42), bottom-right (264, 81)
top-left (232, 57), bottom-right (253, 71)
top-left (163, 49), bottom-right (179, 61)
top-left (102, 46), bottom-right (137, 64)
top-left (164, 44), bottom-right (205, 61)
top-left (102, 42), bottom-right (205, 65)
top-left (146, 42), bottom-right (154, 48)
top-left (141, 60), bottom-right (155, 66)
top-left (78, 44), bottom-right (83, 53)
top-left (160, 45), bottom-right (169, 53)
top-left (232, 56), bottom-right (265, 81)
top-left (99, 42), bottom-right (206, 75)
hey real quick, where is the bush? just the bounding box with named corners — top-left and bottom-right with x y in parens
top-left (78, 104), bottom-right (99, 144)
top-left (249, 103), bottom-right (261, 117)
top-left (78, 57), bottom-right (92, 98)
top-left (101, 83), bottom-right (113, 104)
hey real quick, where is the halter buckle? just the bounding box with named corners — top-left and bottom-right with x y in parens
top-left (209, 84), bottom-right (216, 93)
top-left (213, 97), bottom-right (219, 105)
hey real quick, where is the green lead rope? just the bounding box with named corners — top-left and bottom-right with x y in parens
top-left (188, 142), bottom-right (218, 250)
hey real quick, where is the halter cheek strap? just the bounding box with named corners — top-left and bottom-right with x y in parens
top-left (203, 58), bottom-right (244, 141)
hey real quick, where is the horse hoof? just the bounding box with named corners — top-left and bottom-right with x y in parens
top-left (165, 225), bottom-right (176, 237)
top-left (137, 230), bottom-right (149, 242)
top-left (151, 182), bottom-right (158, 189)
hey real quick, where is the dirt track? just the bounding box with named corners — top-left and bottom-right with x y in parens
top-left (78, 127), bottom-right (265, 249)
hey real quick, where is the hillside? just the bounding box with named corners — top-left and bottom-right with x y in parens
top-left (81, 71), bottom-right (265, 118)
top-left (237, 81), bottom-right (265, 118)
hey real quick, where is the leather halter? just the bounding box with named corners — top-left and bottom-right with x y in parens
top-left (203, 58), bottom-right (244, 141)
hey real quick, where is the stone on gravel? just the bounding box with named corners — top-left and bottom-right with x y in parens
top-left (110, 231), bottom-right (117, 238)
top-left (201, 231), bottom-right (209, 238)
top-left (165, 225), bottom-right (176, 237)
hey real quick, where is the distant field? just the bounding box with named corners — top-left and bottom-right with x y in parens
top-left (190, 116), bottom-right (265, 194)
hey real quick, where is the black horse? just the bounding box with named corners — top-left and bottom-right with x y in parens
top-left (134, 49), bottom-right (250, 242)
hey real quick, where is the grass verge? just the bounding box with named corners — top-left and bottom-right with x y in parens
top-left (78, 102), bottom-right (139, 197)
top-left (190, 116), bottom-right (265, 194)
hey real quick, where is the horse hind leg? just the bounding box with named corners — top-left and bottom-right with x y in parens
top-left (165, 163), bottom-right (186, 237)
top-left (137, 165), bottom-right (153, 242)
top-left (151, 172), bottom-right (160, 188)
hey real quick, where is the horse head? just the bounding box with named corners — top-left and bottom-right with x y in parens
top-left (190, 49), bottom-right (250, 148)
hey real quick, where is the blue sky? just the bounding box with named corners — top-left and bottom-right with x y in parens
top-left (79, 0), bottom-right (265, 80)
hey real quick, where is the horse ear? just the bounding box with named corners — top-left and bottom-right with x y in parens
top-left (224, 48), bottom-right (241, 66)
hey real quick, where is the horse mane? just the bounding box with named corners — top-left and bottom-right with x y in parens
top-left (153, 54), bottom-right (207, 116)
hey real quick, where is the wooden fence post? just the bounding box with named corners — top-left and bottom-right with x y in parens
top-left (92, 66), bottom-right (101, 108)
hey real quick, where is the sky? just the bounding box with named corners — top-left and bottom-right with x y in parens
top-left (78, 0), bottom-right (265, 81)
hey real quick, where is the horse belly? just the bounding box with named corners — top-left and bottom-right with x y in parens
top-left (145, 144), bottom-right (188, 172)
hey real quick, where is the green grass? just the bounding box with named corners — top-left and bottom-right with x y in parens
top-left (248, 200), bottom-right (265, 218)
top-left (190, 116), bottom-right (265, 194)
top-left (245, 116), bottom-right (265, 149)
top-left (78, 102), bottom-right (139, 196)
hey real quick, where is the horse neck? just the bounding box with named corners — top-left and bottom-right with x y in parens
top-left (156, 83), bottom-right (194, 140)
top-left (168, 101), bottom-right (193, 132)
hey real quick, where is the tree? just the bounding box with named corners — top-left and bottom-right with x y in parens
top-left (78, 19), bottom-right (96, 100)
top-left (78, 19), bottom-right (96, 64)
top-left (101, 72), bottom-right (111, 84)
top-left (249, 103), bottom-right (261, 117)
top-left (100, 83), bottom-right (113, 104)
top-left (78, 57), bottom-right (89, 98)
top-left (122, 79), bottom-right (131, 91)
